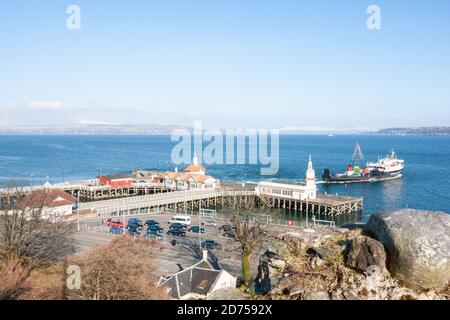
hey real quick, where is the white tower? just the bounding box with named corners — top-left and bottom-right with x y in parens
top-left (305, 154), bottom-right (316, 187)
top-left (192, 152), bottom-right (199, 166)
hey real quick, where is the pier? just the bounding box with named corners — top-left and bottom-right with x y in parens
top-left (79, 189), bottom-right (254, 216)
top-left (62, 182), bottom-right (173, 201)
top-left (256, 192), bottom-right (363, 216)
top-left (78, 187), bottom-right (362, 218)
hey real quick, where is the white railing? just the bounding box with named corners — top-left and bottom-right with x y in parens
top-left (80, 189), bottom-right (255, 214)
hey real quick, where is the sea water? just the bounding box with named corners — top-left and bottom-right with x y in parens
top-left (0, 134), bottom-right (449, 222)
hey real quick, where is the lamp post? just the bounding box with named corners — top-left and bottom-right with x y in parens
top-left (199, 201), bottom-right (202, 250)
top-left (77, 194), bottom-right (80, 232)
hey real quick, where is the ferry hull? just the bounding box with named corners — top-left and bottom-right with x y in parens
top-left (322, 169), bottom-right (403, 184)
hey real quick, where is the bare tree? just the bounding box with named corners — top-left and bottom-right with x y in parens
top-left (67, 237), bottom-right (168, 300)
top-left (0, 258), bottom-right (32, 299)
top-left (224, 188), bottom-right (268, 288)
top-left (0, 181), bottom-right (75, 298)
top-left (0, 181), bottom-right (75, 264)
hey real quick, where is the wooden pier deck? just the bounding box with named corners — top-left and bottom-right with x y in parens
top-left (79, 189), bottom-right (254, 216)
top-left (78, 187), bottom-right (362, 217)
top-left (62, 182), bottom-right (172, 201)
top-left (259, 192), bottom-right (363, 216)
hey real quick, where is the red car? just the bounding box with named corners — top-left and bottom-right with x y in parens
top-left (106, 219), bottom-right (124, 229)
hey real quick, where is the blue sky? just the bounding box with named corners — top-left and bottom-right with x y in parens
top-left (0, 0), bottom-right (449, 129)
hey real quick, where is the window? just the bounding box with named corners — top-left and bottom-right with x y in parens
top-left (197, 280), bottom-right (208, 290)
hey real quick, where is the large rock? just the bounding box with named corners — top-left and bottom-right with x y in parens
top-left (266, 241), bottom-right (288, 259)
top-left (254, 254), bottom-right (286, 295)
top-left (366, 209), bottom-right (450, 290)
top-left (344, 236), bottom-right (387, 273)
top-left (207, 288), bottom-right (250, 300)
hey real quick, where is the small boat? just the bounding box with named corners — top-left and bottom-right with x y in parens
top-left (322, 144), bottom-right (405, 184)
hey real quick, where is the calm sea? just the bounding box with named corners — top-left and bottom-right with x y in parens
top-left (0, 135), bottom-right (449, 222)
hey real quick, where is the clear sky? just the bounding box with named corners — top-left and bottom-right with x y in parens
top-left (0, 0), bottom-right (449, 129)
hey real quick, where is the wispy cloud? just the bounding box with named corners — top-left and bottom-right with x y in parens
top-left (0, 101), bottom-right (69, 110)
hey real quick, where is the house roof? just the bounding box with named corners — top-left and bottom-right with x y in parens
top-left (184, 164), bottom-right (206, 173)
top-left (20, 189), bottom-right (76, 208)
top-left (159, 256), bottom-right (227, 299)
top-left (164, 172), bottom-right (215, 183)
top-left (100, 174), bottom-right (132, 180)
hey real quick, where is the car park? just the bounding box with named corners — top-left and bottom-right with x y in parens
top-left (189, 225), bottom-right (206, 234)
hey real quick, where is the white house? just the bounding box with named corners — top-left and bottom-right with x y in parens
top-left (158, 250), bottom-right (236, 300)
top-left (20, 188), bottom-right (77, 219)
top-left (163, 153), bottom-right (220, 190)
top-left (255, 155), bottom-right (317, 200)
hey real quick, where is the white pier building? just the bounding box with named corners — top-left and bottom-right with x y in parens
top-left (255, 155), bottom-right (317, 200)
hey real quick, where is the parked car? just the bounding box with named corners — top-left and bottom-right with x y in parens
top-left (128, 218), bottom-right (143, 225)
top-left (127, 218), bottom-right (144, 230)
top-left (167, 228), bottom-right (186, 237)
top-left (219, 224), bottom-right (235, 232)
top-left (109, 226), bottom-right (123, 235)
top-left (202, 240), bottom-right (221, 250)
top-left (147, 225), bottom-right (164, 233)
top-left (144, 219), bottom-right (160, 227)
top-left (202, 220), bottom-right (217, 227)
top-left (144, 231), bottom-right (164, 241)
top-left (170, 222), bottom-right (187, 230)
top-left (189, 225), bottom-right (206, 234)
top-left (127, 228), bottom-right (141, 237)
top-left (169, 215), bottom-right (191, 227)
top-left (106, 219), bottom-right (124, 229)
top-left (223, 230), bottom-right (236, 238)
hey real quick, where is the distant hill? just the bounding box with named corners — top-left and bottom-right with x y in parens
top-left (375, 127), bottom-right (450, 136)
top-left (0, 124), bottom-right (191, 135)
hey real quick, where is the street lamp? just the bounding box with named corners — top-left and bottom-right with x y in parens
top-left (77, 194), bottom-right (80, 232)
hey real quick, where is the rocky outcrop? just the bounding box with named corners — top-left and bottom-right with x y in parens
top-left (366, 209), bottom-right (450, 290)
top-left (254, 241), bottom-right (288, 295)
top-left (344, 236), bottom-right (387, 273)
top-left (207, 288), bottom-right (250, 300)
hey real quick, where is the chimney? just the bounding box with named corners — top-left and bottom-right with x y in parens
top-left (202, 249), bottom-right (208, 261)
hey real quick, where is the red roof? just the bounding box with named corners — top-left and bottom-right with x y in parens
top-left (184, 164), bottom-right (206, 173)
top-left (20, 189), bottom-right (76, 208)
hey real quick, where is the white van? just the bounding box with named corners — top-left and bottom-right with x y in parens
top-left (169, 215), bottom-right (191, 226)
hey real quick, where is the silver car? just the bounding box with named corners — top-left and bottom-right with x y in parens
top-left (202, 220), bottom-right (217, 227)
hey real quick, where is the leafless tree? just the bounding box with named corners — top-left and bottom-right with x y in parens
top-left (224, 188), bottom-right (269, 287)
top-left (67, 237), bottom-right (168, 300)
top-left (0, 181), bottom-right (75, 298)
